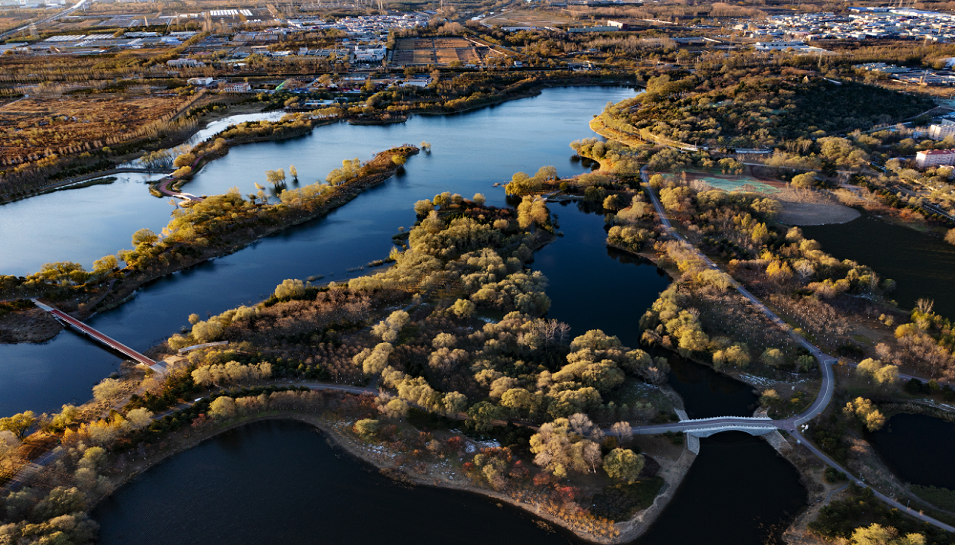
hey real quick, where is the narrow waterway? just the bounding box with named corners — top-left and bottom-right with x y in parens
top-left (536, 201), bottom-right (759, 418)
top-left (802, 214), bottom-right (955, 318)
top-left (0, 86), bottom-right (635, 417)
top-left (868, 412), bottom-right (955, 490)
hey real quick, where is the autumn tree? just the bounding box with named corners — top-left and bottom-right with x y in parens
top-left (0, 411), bottom-right (36, 439)
top-left (603, 448), bottom-right (645, 483)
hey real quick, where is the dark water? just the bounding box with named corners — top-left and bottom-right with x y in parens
top-left (869, 413), bottom-right (955, 490)
top-left (639, 433), bottom-right (806, 545)
top-left (0, 87), bottom-right (636, 417)
top-left (93, 420), bottom-right (582, 545)
top-left (91, 203), bottom-right (804, 545)
top-left (802, 214), bottom-right (955, 318)
top-left (535, 201), bottom-right (758, 418)
top-left (665, 355), bottom-right (758, 419)
top-left (94, 423), bottom-right (805, 545)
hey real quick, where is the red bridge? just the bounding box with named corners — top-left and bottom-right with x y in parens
top-left (32, 300), bottom-right (167, 374)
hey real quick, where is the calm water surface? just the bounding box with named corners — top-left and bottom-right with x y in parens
top-left (94, 423), bottom-right (804, 545)
top-left (536, 201), bottom-right (758, 418)
top-left (802, 214), bottom-right (955, 317)
top-left (869, 413), bottom-right (955, 490)
top-left (0, 173), bottom-right (168, 275)
top-left (93, 420), bottom-right (581, 545)
top-left (0, 87), bottom-right (635, 417)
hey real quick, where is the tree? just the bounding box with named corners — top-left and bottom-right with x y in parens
top-left (0, 430), bottom-right (20, 457)
top-left (451, 298), bottom-right (476, 319)
top-left (92, 255), bottom-right (118, 273)
top-left (0, 411), bottom-right (36, 439)
top-left (467, 401), bottom-right (506, 432)
top-left (92, 378), bottom-right (123, 402)
top-left (472, 193), bottom-right (486, 205)
top-left (849, 524), bottom-right (925, 545)
top-left (266, 168), bottom-right (286, 186)
top-left (414, 199), bottom-right (434, 216)
top-left (759, 348), bottom-right (785, 368)
top-left (379, 399), bottom-right (409, 419)
top-left (530, 418), bottom-right (601, 477)
top-left (610, 421), bottom-right (633, 443)
top-left (289, 165), bottom-right (298, 181)
top-left (371, 310), bottom-right (409, 343)
top-left (274, 278), bottom-right (305, 299)
top-left (844, 397), bottom-right (886, 431)
top-left (31, 487), bottom-right (86, 521)
top-left (354, 418), bottom-right (380, 439)
top-left (945, 229), bottom-right (955, 246)
top-left (131, 228), bottom-right (159, 247)
top-left (603, 448), bottom-right (645, 483)
top-left (353, 342), bottom-right (394, 375)
top-left (791, 172), bottom-right (816, 189)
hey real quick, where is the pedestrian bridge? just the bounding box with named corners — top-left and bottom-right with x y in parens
top-left (32, 300), bottom-right (167, 374)
top-left (630, 415), bottom-right (779, 437)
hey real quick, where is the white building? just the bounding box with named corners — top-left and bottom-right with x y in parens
top-left (928, 124), bottom-right (955, 140)
top-left (353, 46), bottom-right (385, 62)
top-left (167, 58), bottom-right (205, 68)
top-left (916, 149), bottom-right (955, 167)
top-left (187, 77), bottom-right (214, 86)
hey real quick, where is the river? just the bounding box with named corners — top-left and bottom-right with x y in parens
top-left (0, 86), bottom-right (635, 417)
top-left (7, 87), bottom-right (804, 545)
top-left (802, 213), bottom-right (955, 318)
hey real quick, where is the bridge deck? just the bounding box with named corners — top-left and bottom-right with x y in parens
top-left (32, 300), bottom-right (166, 374)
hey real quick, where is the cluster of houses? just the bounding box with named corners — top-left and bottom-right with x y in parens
top-left (286, 14), bottom-right (428, 41)
top-left (737, 8), bottom-right (955, 43)
top-left (856, 62), bottom-right (955, 86)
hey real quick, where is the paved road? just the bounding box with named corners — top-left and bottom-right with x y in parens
top-left (792, 430), bottom-right (955, 532)
top-left (635, 166), bottom-right (955, 534)
top-left (0, 0), bottom-right (92, 41)
top-left (638, 165), bottom-right (838, 431)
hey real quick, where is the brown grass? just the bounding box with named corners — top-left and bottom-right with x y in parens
top-left (0, 93), bottom-right (191, 165)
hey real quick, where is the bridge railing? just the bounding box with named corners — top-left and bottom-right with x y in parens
top-left (678, 415), bottom-right (773, 423)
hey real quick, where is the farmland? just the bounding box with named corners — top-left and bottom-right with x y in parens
top-left (0, 93), bottom-right (195, 167)
top-left (391, 36), bottom-right (504, 66)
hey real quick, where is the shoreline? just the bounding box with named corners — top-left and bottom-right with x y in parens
top-left (0, 147), bottom-right (416, 344)
top-left (92, 411), bottom-right (694, 544)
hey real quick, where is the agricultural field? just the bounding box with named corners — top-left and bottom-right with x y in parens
top-left (392, 36), bottom-right (501, 66)
top-left (481, 8), bottom-right (576, 28)
top-left (0, 93), bottom-right (192, 166)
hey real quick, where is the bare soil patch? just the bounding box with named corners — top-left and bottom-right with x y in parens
top-left (774, 188), bottom-right (860, 226)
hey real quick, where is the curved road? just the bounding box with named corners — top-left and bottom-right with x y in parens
top-left (634, 166), bottom-right (955, 533)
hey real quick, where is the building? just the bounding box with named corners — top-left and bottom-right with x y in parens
top-left (187, 77), bottom-right (214, 86)
top-left (166, 58), bottom-right (205, 68)
top-left (928, 124), bottom-right (955, 140)
top-left (916, 149), bottom-right (955, 167)
top-left (220, 82), bottom-right (252, 93)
